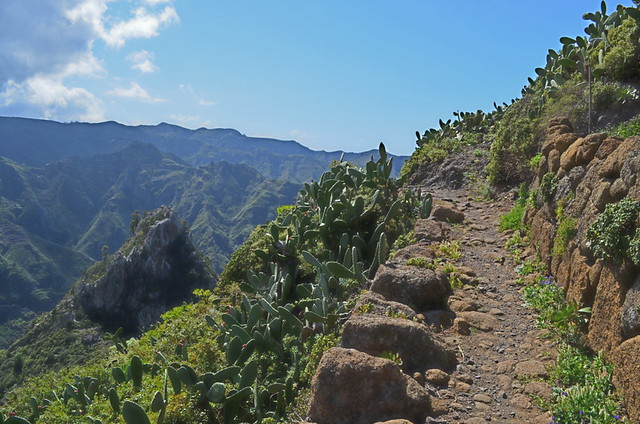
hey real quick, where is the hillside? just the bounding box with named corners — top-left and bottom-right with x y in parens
top-left (0, 206), bottom-right (215, 394)
top-left (1, 2), bottom-right (640, 424)
top-left (0, 143), bottom-right (298, 348)
top-left (0, 117), bottom-right (407, 183)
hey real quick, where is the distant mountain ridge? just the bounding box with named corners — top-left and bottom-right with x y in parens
top-left (0, 142), bottom-right (298, 348)
top-left (0, 116), bottom-right (407, 182)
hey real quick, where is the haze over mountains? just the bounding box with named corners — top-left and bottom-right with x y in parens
top-left (0, 117), bottom-right (405, 183)
top-left (0, 116), bottom-right (407, 348)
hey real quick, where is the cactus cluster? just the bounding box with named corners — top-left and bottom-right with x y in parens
top-left (2, 143), bottom-right (431, 423)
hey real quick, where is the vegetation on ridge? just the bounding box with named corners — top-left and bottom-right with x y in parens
top-left (0, 144), bottom-right (430, 423)
top-left (404, 1), bottom-right (640, 187)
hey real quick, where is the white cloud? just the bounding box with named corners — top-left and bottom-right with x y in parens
top-left (0, 0), bottom-right (179, 121)
top-left (99, 6), bottom-right (179, 49)
top-left (127, 50), bottom-right (157, 73)
top-left (179, 83), bottom-right (217, 106)
top-left (107, 81), bottom-right (165, 102)
top-left (1, 76), bottom-right (104, 122)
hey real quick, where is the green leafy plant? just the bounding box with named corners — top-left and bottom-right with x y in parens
top-left (551, 353), bottom-right (626, 424)
top-left (586, 197), bottom-right (640, 262)
top-left (378, 351), bottom-right (403, 366)
top-left (609, 114), bottom-right (640, 137)
top-left (405, 256), bottom-right (437, 270)
top-left (553, 202), bottom-right (578, 256)
top-left (540, 172), bottom-right (559, 202)
top-left (436, 240), bottom-right (462, 261)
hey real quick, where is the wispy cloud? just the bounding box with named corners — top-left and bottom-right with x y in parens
top-left (179, 83), bottom-right (216, 106)
top-left (107, 82), bottom-right (165, 102)
top-left (169, 113), bottom-right (212, 128)
top-left (127, 50), bottom-right (157, 73)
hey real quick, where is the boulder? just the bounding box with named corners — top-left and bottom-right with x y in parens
top-left (391, 243), bottom-right (435, 263)
top-left (621, 276), bottom-right (640, 339)
top-left (431, 202), bottom-right (465, 224)
top-left (341, 313), bottom-right (457, 373)
top-left (307, 347), bottom-right (432, 424)
top-left (613, 336), bottom-right (640, 423)
top-left (457, 311), bottom-right (499, 332)
top-left (587, 265), bottom-right (632, 354)
top-left (413, 219), bottom-right (451, 243)
top-left (353, 291), bottom-right (416, 320)
top-left (371, 264), bottom-right (451, 310)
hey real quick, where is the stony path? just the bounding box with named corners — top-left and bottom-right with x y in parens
top-left (427, 188), bottom-right (556, 424)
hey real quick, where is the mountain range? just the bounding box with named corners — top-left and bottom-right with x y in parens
top-left (0, 117), bottom-right (406, 183)
top-left (0, 116), bottom-right (407, 348)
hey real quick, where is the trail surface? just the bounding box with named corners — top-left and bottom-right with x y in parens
top-left (425, 188), bottom-right (555, 424)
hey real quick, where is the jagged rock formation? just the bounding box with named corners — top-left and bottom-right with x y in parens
top-left (0, 206), bottom-right (215, 394)
top-left (527, 118), bottom-right (640, 421)
top-left (76, 206), bottom-right (215, 334)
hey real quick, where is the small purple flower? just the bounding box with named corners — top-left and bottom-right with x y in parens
top-left (562, 391), bottom-right (568, 396)
top-left (614, 415), bottom-right (621, 420)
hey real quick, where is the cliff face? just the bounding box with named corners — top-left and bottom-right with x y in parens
top-left (0, 206), bottom-right (215, 395)
top-left (526, 118), bottom-right (640, 421)
top-left (76, 206), bottom-right (215, 334)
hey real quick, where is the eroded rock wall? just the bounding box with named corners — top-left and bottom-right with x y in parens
top-left (526, 118), bottom-right (640, 420)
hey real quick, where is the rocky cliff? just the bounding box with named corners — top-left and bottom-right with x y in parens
top-left (76, 206), bottom-right (215, 334)
top-left (527, 117), bottom-right (640, 421)
top-left (0, 206), bottom-right (215, 395)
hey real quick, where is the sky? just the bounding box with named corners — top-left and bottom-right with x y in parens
top-left (0, 1), bottom-right (636, 156)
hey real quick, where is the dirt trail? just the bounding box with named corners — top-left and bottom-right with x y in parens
top-left (425, 187), bottom-right (556, 424)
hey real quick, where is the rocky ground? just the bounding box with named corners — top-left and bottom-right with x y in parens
top-left (425, 188), bottom-right (555, 424)
top-left (305, 182), bottom-right (559, 424)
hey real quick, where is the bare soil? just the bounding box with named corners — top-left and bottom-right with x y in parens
top-left (423, 187), bottom-right (557, 424)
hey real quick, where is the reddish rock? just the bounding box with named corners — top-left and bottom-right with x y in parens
top-left (413, 219), bottom-right (451, 243)
top-left (431, 202), bottom-right (465, 224)
top-left (576, 133), bottom-right (607, 165)
top-left (425, 368), bottom-right (450, 387)
top-left (371, 264), bottom-right (451, 310)
top-left (353, 291), bottom-right (416, 320)
top-left (613, 336), bottom-right (640, 423)
top-left (308, 348), bottom-right (432, 424)
top-left (599, 136), bottom-right (640, 178)
top-left (587, 265), bottom-right (631, 354)
top-left (341, 313), bottom-right (457, 373)
top-left (457, 311), bottom-right (499, 332)
top-left (391, 242), bottom-right (435, 262)
top-left (514, 360), bottom-right (549, 379)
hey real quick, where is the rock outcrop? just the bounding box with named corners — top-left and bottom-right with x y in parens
top-left (527, 118), bottom-right (640, 421)
top-left (306, 215), bottom-right (457, 423)
top-left (77, 206), bottom-right (215, 334)
top-left (307, 347), bottom-right (433, 424)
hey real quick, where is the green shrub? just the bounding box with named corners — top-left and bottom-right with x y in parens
top-left (540, 172), bottom-right (559, 202)
top-left (488, 100), bottom-right (539, 184)
top-left (400, 132), bottom-right (482, 180)
top-left (499, 203), bottom-right (526, 232)
top-left (609, 114), bottom-right (640, 138)
top-left (553, 203), bottom-right (578, 257)
top-left (405, 256), bottom-right (437, 270)
top-left (551, 353), bottom-right (625, 424)
top-left (600, 17), bottom-right (640, 81)
top-left (586, 197), bottom-right (640, 262)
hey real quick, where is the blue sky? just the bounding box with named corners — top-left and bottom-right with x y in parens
top-left (0, 1), bottom-right (635, 155)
